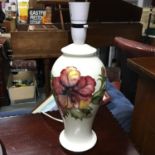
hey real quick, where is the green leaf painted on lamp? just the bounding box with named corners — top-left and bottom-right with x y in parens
top-left (92, 74), bottom-right (106, 105)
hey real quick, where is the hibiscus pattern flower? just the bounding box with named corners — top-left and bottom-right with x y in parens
top-left (52, 66), bottom-right (105, 119)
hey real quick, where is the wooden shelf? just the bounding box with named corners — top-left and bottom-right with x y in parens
top-left (36, 0), bottom-right (68, 30)
top-left (37, 0), bottom-right (69, 4)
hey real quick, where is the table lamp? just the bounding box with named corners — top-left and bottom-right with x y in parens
top-left (51, 1), bottom-right (106, 152)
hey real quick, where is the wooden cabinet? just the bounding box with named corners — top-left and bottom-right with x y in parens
top-left (0, 37), bottom-right (10, 106)
top-left (128, 57), bottom-right (155, 155)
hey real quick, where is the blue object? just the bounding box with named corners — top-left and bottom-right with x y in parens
top-left (106, 80), bottom-right (133, 133)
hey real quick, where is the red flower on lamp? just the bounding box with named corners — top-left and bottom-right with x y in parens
top-left (52, 66), bottom-right (105, 119)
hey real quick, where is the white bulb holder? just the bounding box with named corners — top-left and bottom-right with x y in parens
top-left (69, 2), bottom-right (90, 24)
top-left (71, 27), bottom-right (87, 44)
top-left (69, 2), bottom-right (90, 44)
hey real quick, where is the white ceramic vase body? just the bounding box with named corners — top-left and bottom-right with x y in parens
top-left (51, 44), bottom-right (106, 152)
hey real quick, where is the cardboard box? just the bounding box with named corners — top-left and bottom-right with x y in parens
top-left (7, 71), bottom-right (36, 104)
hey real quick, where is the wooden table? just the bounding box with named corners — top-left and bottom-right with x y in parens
top-left (0, 105), bottom-right (139, 155)
top-left (128, 57), bottom-right (155, 155)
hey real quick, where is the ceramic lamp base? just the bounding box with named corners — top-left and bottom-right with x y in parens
top-left (59, 130), bottom-right (97, 152)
